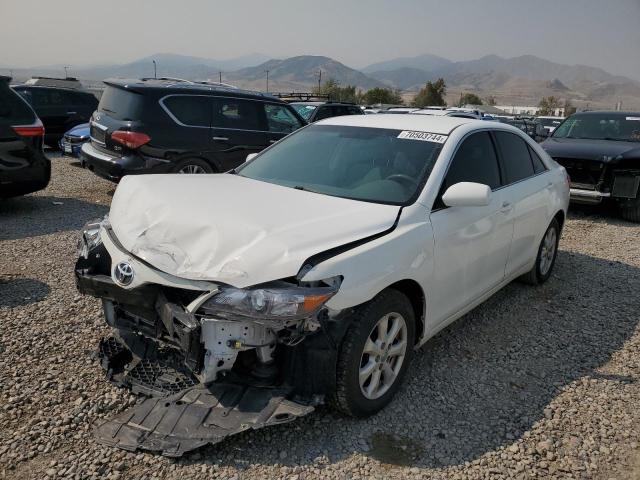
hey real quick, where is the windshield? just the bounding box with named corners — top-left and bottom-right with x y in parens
top-left (291, 104), bottom-right (318, 121)
top-left (237, 124), bottom-right (444, 205)
top-left (552, 113), bottom-right (640, 141)
top-left (538, 118), bottom-right (562, 128)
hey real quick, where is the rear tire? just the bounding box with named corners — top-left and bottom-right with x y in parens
top-left (172, 158), bottom-right (214, 174)
top-left (520, 218), bottom-right (560, 285)
top-left (330, 289), bottom-right (415, 418)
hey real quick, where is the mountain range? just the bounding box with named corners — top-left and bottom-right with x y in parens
top-left (6, 52), bottom-right (640, 109)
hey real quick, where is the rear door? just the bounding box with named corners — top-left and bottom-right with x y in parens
top-left (493, 131), bottom-right (551, 276)
top-left (210, 97), bottom-right (270, 170)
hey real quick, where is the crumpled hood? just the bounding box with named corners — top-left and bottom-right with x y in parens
top-left (541, 138), bottom-right (640, 162)
top-left (109, 174), bottom-right (400, 287)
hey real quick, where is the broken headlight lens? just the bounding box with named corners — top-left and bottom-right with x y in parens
top-left (77, 219), bottom-right (104, 259)
top-left (200, 280), bottom-right (340, 322)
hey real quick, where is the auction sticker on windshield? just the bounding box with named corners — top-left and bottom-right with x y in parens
top-left (397, 131), bottom-right (448, 143)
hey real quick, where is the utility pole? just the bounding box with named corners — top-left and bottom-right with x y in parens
top-left (265, 70), bottom-right (269, 92)
top-left (152, 60), bottom-right (157, 79)
top-left (219, 71), bottom-right (222, 83)
top-left (64, 65), bottom-right (70, 78)
top-left (318, 69), bottom-right (322, 92)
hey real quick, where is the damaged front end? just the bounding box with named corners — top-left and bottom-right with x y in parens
top-left (75, 219), bottom-right (347, 456)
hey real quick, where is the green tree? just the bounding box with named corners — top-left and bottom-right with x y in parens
top-left (485, 95), bottom-right (497, 106)
top-left (457, 92), bottom-right (483, 107)
top-left (413, 78), bottom-right (447, 107)
top-left (361, 87), bottom-right (403, 105)
top-left (563, 99), bottom-right (577, 116)
top-left (313, 79), bottom-right (359, 103)
top-left (538, 96), bottom-right (562, 116)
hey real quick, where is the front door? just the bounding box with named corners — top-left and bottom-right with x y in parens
top-left (429, 131), bottom-right (513, 326)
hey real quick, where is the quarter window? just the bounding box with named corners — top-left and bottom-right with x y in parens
top-left (163, 96), bottom-right (211, 127)
top-left (494, 131), bottom-right (535, 184)
top-left (442, 132), bottom-right (501, 191)
top-left (213, 98), bottom-right (264, 131)
top-left (528, 145), bottom-right (547, 174)
top-left (264, 104), bottom-right (303, 133)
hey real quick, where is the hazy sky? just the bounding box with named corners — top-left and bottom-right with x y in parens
top-left (1, 0), bottom-right (639, 79)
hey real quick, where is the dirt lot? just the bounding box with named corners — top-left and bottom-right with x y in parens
top-left (1, 155), bottom-right (640, 480)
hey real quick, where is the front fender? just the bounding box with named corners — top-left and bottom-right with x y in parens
top-left (302, 217), bottom-right (434, 316)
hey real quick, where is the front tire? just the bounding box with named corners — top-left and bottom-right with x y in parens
top-left (520, 218), bottom-right (560, 285)
top-left (331, 289), bottom-right (415, 417)
top-left (620, 196), bottom-right (640, 223)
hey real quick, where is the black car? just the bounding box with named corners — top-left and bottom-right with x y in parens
top-left (12, 84), bottom-right (98, 148)
top-left (290, 101), bottom-right (363, 123)
top-left (497, 117), bottom-right (547, 142)
top-left (81, 79), bottom-right (307, 182)
top-left (0, 77), bottom-right (51, 198)
top-left (541, 111), bottom-right (640, 221)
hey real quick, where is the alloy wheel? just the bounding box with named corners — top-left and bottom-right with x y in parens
top-left (178, 164), bottom-right (207, 174)
top-left (539, 226), bottom-right (557, 276)
top-left (359, 312), bottom-right (408, 400)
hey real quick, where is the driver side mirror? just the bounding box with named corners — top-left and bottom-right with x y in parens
top-left (245, 153), bottom-right (258, 163)
top-left (442, 182), bottom-right (492, 207)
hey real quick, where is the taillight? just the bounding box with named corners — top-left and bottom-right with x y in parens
top-left (12, 119), bottom-right (45, 137)
top-left (111, 131), bottom-right (151, 149)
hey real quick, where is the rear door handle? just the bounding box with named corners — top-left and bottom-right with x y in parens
top-left (269, 139), bottom-right (278, 144)
top-left (67, 111), bottom-right (77, 115)
top-left (212, 136), bottom-right (229, 142)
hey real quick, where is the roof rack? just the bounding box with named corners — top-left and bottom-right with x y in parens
top-left (140, 77), bottom-right (238, 89)
top-left (271, 92), bottom-right (330, 102)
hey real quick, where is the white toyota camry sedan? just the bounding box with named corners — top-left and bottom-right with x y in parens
top-left (76, 114), bottom-right (569, 455)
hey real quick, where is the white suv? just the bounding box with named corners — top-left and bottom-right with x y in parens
top-left (76, 114), bottom-right (569, 455)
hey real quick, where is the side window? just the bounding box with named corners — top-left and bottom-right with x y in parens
top-left (314, 106), bottom-right (333, 121)
top-left (348, 106), bottom-right (363, 115)
top-left (163, 96), bottom-right (211, 127)
top-left (528, 145), bottom-right (547, 174)
top-left (442, 132), bottom-right (501, 192)
top-left (213, 98), bottom-right (264, 131)
top-left (494, 131), bottom-right (535, 184)
top-left (264, 104), bottom-right (303, 133)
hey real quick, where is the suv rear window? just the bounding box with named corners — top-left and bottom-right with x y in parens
top-left (0, 83), bottom-right (36, 124)
top-left (98, 86), bottom-right (144, 121)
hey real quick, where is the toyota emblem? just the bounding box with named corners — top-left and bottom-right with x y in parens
top-left (114, 261), bottom-right (134, 286)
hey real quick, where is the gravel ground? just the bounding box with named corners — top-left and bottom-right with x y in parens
top-left (1, 154), bottom-right (640, 480)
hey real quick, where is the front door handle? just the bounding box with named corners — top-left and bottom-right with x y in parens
top-left (212, 136), bottom-right (229, 142)
top-left (269, 139), bottom-right (278, 144)
top-left (66, 111), bottom-right (77, 115)
top-left (501, 201), bottom-right (513, 213)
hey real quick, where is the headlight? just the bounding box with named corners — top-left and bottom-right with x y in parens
top-left (77, 218), bottom-right (105, 258)
top-left (200, 280), bottom-right (340, 323)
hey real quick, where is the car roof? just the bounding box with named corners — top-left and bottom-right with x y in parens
top-left (572, 110), bottom-right (640, 116)
top-left (103, 78), bottom-right (283, 102)
top-left (12, 84), bottom-right (92, 93)
top-left (317, 113), bottom-right (476, 134)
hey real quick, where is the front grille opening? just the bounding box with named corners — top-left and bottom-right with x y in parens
top-left (555, 158), bottom-right (605, 190)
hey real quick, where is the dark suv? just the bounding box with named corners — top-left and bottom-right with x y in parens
top-left (13, 85), bottom-right (98, 148)
top-left (0, 77), bottom-right (50, 198)
top-left (81, 79), bottom-right (307, 181)
top-left (290, 101), bottom-right (363, 123)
